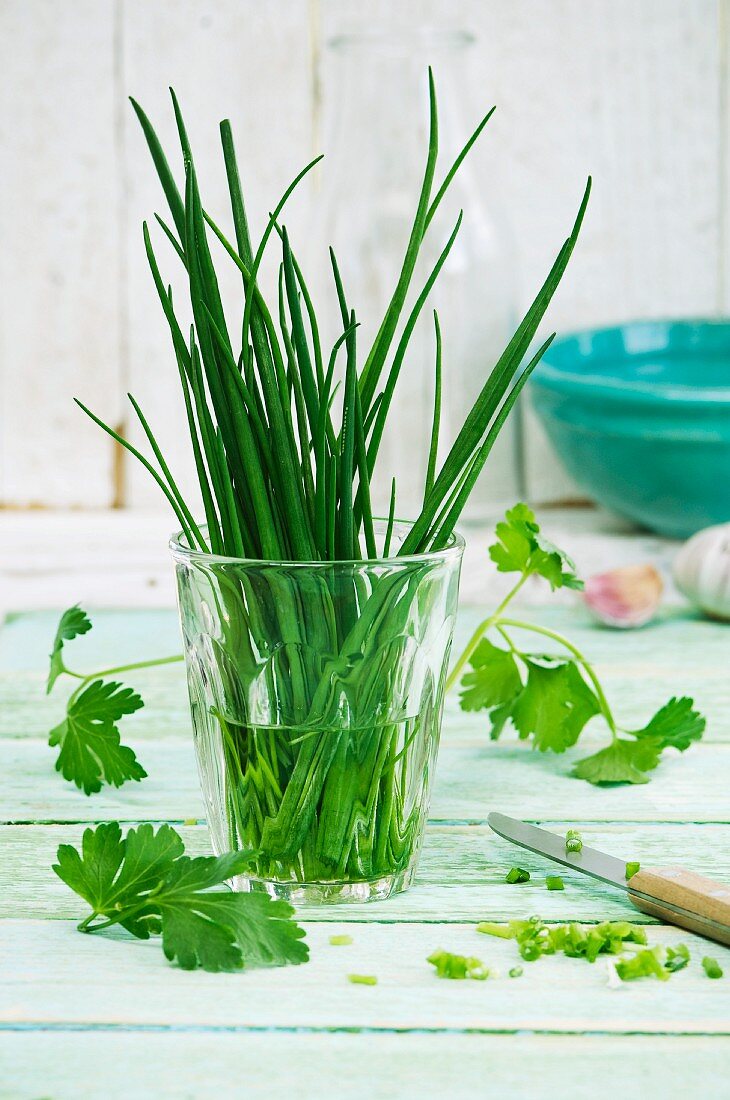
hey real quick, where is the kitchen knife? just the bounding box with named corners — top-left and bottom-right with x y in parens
top-left (488, 811), bottom-right (730, 947)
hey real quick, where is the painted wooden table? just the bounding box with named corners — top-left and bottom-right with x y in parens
top-left (1, 512), bottom-right (729, 1098)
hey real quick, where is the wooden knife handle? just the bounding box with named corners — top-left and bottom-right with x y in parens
top-left (628, 866), bottom-right (730, 946)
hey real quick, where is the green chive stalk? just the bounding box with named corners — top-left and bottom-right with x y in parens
top-left (79, 74), bottom-right (589, 898)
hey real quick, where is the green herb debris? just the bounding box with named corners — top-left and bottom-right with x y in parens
top-left (477, 916), bottom-right (647, 964)
top-left (703, 956), bottom-right (724, 979)
top-left (665, 944), bottom-right (690, 973)
top-left (625, 861), bottom-right (641, 880)
top-left (505, 867), bottom-right (531, 884)
top-left (453, 506), bottom-right (705, 785)
top-left (348, 974), bottom-right (378, 986)
top-left (329, 934), bottom-right (353, 946)
top-left (476, 918), bottom-right (719, 984)
top-left (545, 875), bottom-right (565, 891)
top-left (53, 822), bottom-right (308, 973)
top-left (427, 950), bottom-right (490, 980)
top-left (614, 947), bottom-right (669, 982)
top-left (508, 966), bottom-right (523, 978)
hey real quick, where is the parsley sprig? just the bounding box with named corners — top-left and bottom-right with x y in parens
top-left (448, 505), bottom-right (705, 785)
top-left (46, 606), bottom-right (183, 794)
top-left (54, 821), bottom-right (308, 972)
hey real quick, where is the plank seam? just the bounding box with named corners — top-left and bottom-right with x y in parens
top-left (0, 1024), bottom-right (727, 1038)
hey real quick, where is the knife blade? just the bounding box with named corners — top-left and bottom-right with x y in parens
top-left (488, 812), bottom-right (629, 889)
top-left (487, 811), bottom-right (730, 946)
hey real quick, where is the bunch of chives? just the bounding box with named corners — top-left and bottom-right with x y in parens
top-left (77, 72), bottom-right (589, 560)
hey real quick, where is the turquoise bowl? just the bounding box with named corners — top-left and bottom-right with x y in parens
top-left (530, 319), bottom-right (730, 538)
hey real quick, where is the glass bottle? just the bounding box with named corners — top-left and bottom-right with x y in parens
top-left (308, 26), bottom-right (519, 523)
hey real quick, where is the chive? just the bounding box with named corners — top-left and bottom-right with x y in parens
top-left (476, 922), bottom-right (513, 939)
top-left (383, 479), bottom-right (397, 557)
top-left (702, 956), bottom-right (724, 979)
top-left (348, 974), bottom-right (377, 986)
top-left (565, 829), bottom-right (583, 854)
top-left (546, 875), bottom-right (564, 891)
top-left (665, 944), bottom-right (690, 973)
top-left (329, 934), bottom-right (353, 946)
top-left (424, 310), bottom-right (443, 501)
top-left (505, 867), bottom-right (530, 884)
top-left (508, 966), bottom-right (523, 978)
top-left (625, 861), bottom-right (640, 880)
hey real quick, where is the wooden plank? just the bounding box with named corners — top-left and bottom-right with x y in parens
top-left (0, 0), bottom-right (122, 507)
top-left (1, 1032), bottom-right (728, 1100)
top-left (121, 0), bottom-right (314, 510)
top-left (1, 918), bottom-right (727, 1033)
top-left (4, 733), bottom-right (730, 826)
top-left (4, 821), bottom-right (728, 923)
top-left (466, 0), bottom-right (719, 502)
top-left (0, 511), bottom-right (177, 614)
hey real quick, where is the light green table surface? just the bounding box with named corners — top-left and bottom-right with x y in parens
top-left (1, 606), bottom-right (729, 1099)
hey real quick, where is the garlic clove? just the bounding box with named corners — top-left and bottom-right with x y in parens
top-left (673, 523), bottom-right (730, 621)
top-left (583, 564), bottom-right (663, 628)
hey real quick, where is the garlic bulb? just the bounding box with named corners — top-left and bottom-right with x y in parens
top-left (583, 564), bottom-right (663, 628)
top-left (673, 523), bottom-right (730, 620)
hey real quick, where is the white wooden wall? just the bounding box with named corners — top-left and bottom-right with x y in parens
top-left (0, 0), bottom-right (723, 512)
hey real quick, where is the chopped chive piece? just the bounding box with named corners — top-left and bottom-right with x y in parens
top-left (565, 831), bottom-right (583, 854)
top-left (348, 973), bottom-right (377, 986)
top-left (505, 866), bottom-right (530, 884)
top-left (478, 916), bottom-right (651, 967)
top-left (183, 817), bottom-right (198, 826)
top-left (665, 944), bottom-right (690, 973)
top-left (702, 956), bottom-right (724, 979)
top-left (625, 861), bottom-right (640, 880)
top-left (615, 946), bottom-right (670, 982)
top-left (427, 950), bottom-right (490, 980)
top-left (546, 874), bottom-right (564, 891)
top-left (476, 921), bottom-right (512, 939)
top-left (329, 934), bottom-right (353, 946)
top-left (508, 966), bottom-right (523, 978)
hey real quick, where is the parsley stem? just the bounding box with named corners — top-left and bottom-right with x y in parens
top-left (63, 654), bottom-right (184, 684)
top-left (444, 574), bottom-right (528, 691)
top-left (499, 618), bottom-right (618, 736)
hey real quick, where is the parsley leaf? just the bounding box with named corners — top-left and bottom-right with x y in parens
top-left (47, 605), bottom-right (92, 692)
top-left (54, 822), bottom-right (309, 973)
top-left (627, 696), bottom-right (706, 751)
top-left (573, 697), bottom-right (705, 785)
top-left (49, 679), bottom-right (146, 795)
top-left (46, 606), bottom-right (151, 795)
top-left (489, 503), bottom-right (582, 590)
top-left (512, 658), bottom-right (600, 752)
top-left (459, 643), bottom-right (600, 753)
top-left (459, 639), bottom-right (522, 712)
top-left (572, 738), bottom-right (661, 785)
